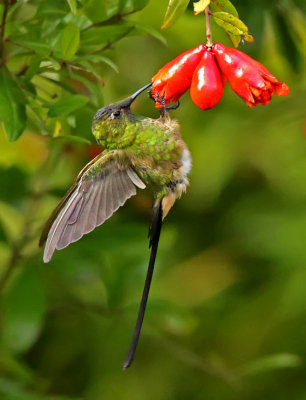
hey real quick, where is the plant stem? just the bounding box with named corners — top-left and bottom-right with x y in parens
top-left (205, 6), bottom-right (213, 48)
top-left (0, 0), bottom-right (9, 57)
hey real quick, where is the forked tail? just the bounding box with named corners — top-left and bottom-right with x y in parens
top-left (123, 198), bottom-right (163, 369)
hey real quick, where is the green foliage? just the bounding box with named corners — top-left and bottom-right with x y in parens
top-left (0, 67), bottom-right (26, 141)
top-left (0, 0), bottom-right (306, 400)
top-left (161, 0), bottom-right (190, 30)
top-left (0, 0), bottom-right (163, 141)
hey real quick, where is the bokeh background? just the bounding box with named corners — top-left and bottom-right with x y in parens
top-left (0, 0), bottom-right (306, 399)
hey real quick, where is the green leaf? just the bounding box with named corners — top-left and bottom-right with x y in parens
top-left (55, 134), bottom-right (92, 144)
top-left (212, 11), bottom-right (249, 35)
top-left (193, 0), bottom-right (210, 15)
top-left (15, 40), bottom-right (51, 56)
top-left (243, 33), bottom-right (255, 43)
top-left (239, 353), bottom-right (301, 377)
top-left (119, 0), bottom-right (150, 12)
top-left (78, 54), bottom-right (118, 72)
top-left (132, 22), bottom-right (167, 45)
top-left (161, 0), bottom-right (190, 30)
top-left (48, 95), bottom-right (89, 117)
top-left (2, 265), bottom-right (47, 354)
top-left (83, 0), bottom-right (108, 23)
top-left (66, 0), bottom-right (77, 14)
top-left (60, 22), bottom-right (80, 60)
top-left (0, 201), bottom-right (23, 241)
top-left (81, 24), bottom-right (133, 46)
top-left (210, 0), bottom-right (238, 17)
top-left (0, 67), bottom-right (26, 141)
top-left (228, 32), bottom-right (241, 47)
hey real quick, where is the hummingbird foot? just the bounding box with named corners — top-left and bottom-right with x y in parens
top-left (150, 91), bottom-right (180, 115)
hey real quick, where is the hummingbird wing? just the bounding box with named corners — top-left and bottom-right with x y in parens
top-left (40, 151), bottom-right (146, 263)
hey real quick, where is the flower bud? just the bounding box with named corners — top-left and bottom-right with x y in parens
top-left (152, 44), bottom-right (206, 108)
top-left (190, 50), bottom-right (225, 110)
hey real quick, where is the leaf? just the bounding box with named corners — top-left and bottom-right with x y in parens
top-left (243, 33), bottom-right (255, 43)
top-left (0, 201), bottom-right (23, 241)
top-left (210, 0), bottom-right (238, 17)
top-left (48, 95), bottom-right (89, 117)
top-left (239, 353), bottom-right (301, 377)
top-left (78, 55), bottom-right (119, 72)
top-left (66, 0), bottom-right (77, 14)
top-left (0, 67), bottom-right (26, 141)
top-left (2, 265), bottom-right (47, 354)
top-left (16, 40), bottom-right (51, 56)
top-left (212, 11), bottom-right (249, 35)
top-left (161, 0), bottom-right (190, 30)
top-left (228, 32), bottom-right (241, 48)
top-left (193, 0), bottom-right (210, 16)
top-left (60, 22), bottom-right (80, 60)
top-left (55, 134), bottom-right (92, 145)
top-left (81, 24), bottom-right (133, 46)
top-left (83, 0), bottom-right (108, 23)
top-left (132, 22), bottom-right (167, 45)
top-left (119, 0), bottom-right (150, 12)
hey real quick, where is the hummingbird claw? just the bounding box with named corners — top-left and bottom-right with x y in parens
top-left (165, 100), bottom-right (180, 111)
top-left (151, 91), bottom-right (180, 114)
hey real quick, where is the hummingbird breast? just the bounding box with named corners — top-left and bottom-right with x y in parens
top-left (127, 117), bottom-right (191, 208)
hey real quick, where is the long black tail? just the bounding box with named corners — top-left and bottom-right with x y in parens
top-left (123, 199), bottom-right (163, 369)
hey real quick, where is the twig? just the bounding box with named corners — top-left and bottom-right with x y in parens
top-left (0, 0), bottom-right (9, 57)
top-left (0, 191), bottom-right (42, 293)
top-left (205, 6), bottom-right (213, 48)
top-left (89, 25), bottom-right (135, 55)
top-left (82, 9), bottom-right (139, 33)
top-left (0, 245), bottom-right (21, 292)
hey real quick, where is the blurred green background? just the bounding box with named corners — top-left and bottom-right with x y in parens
top-left (0, 0), bottom-right (306, 399)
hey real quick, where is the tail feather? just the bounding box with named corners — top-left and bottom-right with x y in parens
top-left (123, 198), bottom-right (163, 369)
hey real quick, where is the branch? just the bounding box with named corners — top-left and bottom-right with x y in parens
top-left (0, 0), bottom-right (9, 57)
top-left (89, 25), bottom-right (135, 55)
top-left (205, 6), bottom-right (213, 48)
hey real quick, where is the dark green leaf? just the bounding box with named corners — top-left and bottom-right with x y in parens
top-left (161, 0), bottom-right (190, 30)
top-left (60, 22), bottom-right (80, 60)
top-left (0, 68), bottom-right (26, 141)
top-left (2, 265), bottom-right (47, 354)
top-left (15, 40), bottom-right (51, 56)
top-left (48, 95), bottom-right (89, 117)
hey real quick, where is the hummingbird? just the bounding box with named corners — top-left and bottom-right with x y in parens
top-left (39, 83), bottom-right (192, 368)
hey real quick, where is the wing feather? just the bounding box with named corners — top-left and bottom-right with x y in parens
top-left (42, 155), bottom-right (145, 263)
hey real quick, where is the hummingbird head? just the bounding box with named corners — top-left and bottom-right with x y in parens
top-left (92, 83), bottom-right (151, 148)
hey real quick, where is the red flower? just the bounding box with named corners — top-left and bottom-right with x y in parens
top-left (213, 43), bottom-right (289, 107)
top-left (190, 50), bottom-right (225, 110)
top-left (151, 44), bottom-right (206, 108)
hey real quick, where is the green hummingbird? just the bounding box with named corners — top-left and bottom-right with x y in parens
top-left (39, 83), bottom-right (192, 368)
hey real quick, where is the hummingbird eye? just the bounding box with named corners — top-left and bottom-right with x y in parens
top-left (110, 110), bottom-right (121, 119)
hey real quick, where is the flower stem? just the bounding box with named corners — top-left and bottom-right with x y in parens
top-left (0, 0), bottom-right (9, 58)
top-left (205, 6), bottom-right (213, 48)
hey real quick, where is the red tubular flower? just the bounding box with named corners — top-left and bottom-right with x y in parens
top-left (213, 43), bottom-right (289, 107)
top-left (151, 44), bottom-right (206, 108)
top-left (190, 50), bottom-right (225, 110)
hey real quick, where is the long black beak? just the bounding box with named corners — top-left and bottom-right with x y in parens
top-left (120, 82), bottom-right (152, 108)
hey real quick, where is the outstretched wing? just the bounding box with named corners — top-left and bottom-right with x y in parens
top-left (40, 151), bottom-right (146, 263)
